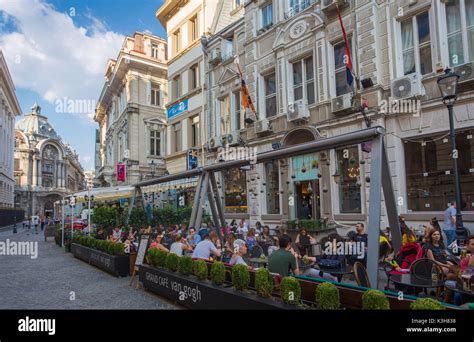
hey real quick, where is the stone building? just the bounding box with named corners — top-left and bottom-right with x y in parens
top-left (0, 51), bottom-right (21, 209)
top-left (14, 104), bottom-right (85, 218)
top-left (94, 32), bottom-right (168, 187)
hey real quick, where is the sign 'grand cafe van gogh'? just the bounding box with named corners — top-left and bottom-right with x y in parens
top-left (167, 99), bottom-right (188, 120)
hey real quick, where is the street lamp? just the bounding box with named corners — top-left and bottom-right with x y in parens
top-left (84, 188), bottom-right (94, 236)
top-left (437, 68), bottom-right (465, 239)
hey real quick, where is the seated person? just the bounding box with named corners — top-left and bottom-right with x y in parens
top-left (246, 228), bottom-right (257, 252)
top-left (95, 228), bottom-right (106, 240)
top-left (424, 228), bottom-right (457, 279)
top-left (229, 239), bottom-right (248, 266)
top-left (400, 216), bottom-right (417, 244)
top-left (461, 235), bottom-right (474, 272)
top-left (295, 228), bottom-right (316, 256)
top-left (192, 232), bottom-right (221, 260)
top-left (170, 234), bottom-right (193, 256)
top-left (268, 236), bottom-right (299, 277)
top-left (111, 227), bottom-right (122, 243)
top-left (186, 227), bottom-right (201, 248)
top-left (149, 235), bottom-right (169, 252)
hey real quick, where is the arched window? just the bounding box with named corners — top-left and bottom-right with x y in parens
top-left (42, 145), bottom-right (59, 188)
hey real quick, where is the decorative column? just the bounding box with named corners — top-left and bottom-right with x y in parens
top-left (37, 159), bottom-right (42, 187)
top-left (31, 156), bottom-right (38, 187)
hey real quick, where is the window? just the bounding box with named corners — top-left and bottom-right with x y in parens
top-left (265, 161), bottom-right (280, 214)
top-left (233, 0), bottom-right (242, 10)
top-left (190, 15), bottom-right (199, 42)
top-left (400, 12), bottom-right (432, 75)
top-left (292, 56), bottom-right (315, 105)
top-left (173, 29), bottom-right (180, 54)
top-left (336, 146), bottom-right (361, 213)
top-left (261, 3), bottom-right (273, 29)
top-left (404, 130), bottom-right (474, 211)
top-left (173, 122), bottom-right (182, 152)
top-left (151, 44), bottom-right (159, 59)
top-left (150, 130), bottom-right (161, 156)
top-left (446, 0), bottom-right (474, 66)
top-left (264, 73), bottom-right (277, 118)
top-left (14, 159), bottom-right (20, 171)
top-left (233, 91), bottom-right (241, 131)
top-left (220, 96), bottom-right (230, 135)
top-left (189, 64), bottom-right (199, 90)
top-left (151, 86), bottom-right (160, 106)
top-left (191, 116), bottom-right (200, 148)
top-left (223, 168), bottom-right (247, 213)
top-left (172, 75), bottom-right (181, 100)
top-left (334, 41), bottom-right (353, 96)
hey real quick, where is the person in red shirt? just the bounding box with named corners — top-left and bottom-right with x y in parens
top-left (460, 236), bottom-right (474, 271)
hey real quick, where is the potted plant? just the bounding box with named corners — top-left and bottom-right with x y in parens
top-left (178, 256), bottom-right (193, 276)
top-left (315, 282), bottom-right (340, 310)
top-left (410, 298), bottom-right (445, 310)
top-left (362, 290), bottom-right (390, 310)
top-left (280, 276), bottom-right (301, 305)
top-left (232, 264), bottom-right (250, 291)
top-left (255, 268), bottom-right (274, 298)
top-left (193, 260), bottom-right (209, 281)
top-left (210, 262), bottom-right (226, 286)
top-left (165, 253), bottom-right (180, 272)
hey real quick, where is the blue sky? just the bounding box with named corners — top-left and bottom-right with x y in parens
top-left (0, 0), bottom-right (166, 170)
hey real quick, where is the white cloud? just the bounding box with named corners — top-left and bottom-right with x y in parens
top-left (81, 154), bottom-right (92, 164)
top-left (0, 0), bottom-right (124, 118)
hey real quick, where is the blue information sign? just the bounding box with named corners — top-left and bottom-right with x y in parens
top-left (187, 149), bottom-right (198, 170)
top-left (167, 99), bottom-right (188, 119)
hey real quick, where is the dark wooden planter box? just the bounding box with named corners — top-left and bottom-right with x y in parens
top-left (71, 243), bottom-right (130, 277)
top-left (139, 264), bottom-right (297, 310)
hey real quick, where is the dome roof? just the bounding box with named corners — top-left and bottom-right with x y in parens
top-left (15, 103), bottom-right (59, 140)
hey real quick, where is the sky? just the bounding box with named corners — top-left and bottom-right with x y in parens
top-left (0, 0), bottom-right (166, 171)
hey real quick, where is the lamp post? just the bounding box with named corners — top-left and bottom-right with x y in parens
top-left (84, 188), bottom-right (94, 236)
top-left (69, 195), bottom-right (76, 242)
top-left (437, 68), bottom-right (465, 239)
top-left (13, 193), bottom-right (18, 234)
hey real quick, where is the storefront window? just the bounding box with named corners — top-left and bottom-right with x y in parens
top-left (405, 129), bottom-right (474, 211)
top-left (265, 161), bottom-right (280, 214)
top-left (336, 146), bottom-right (361, 213)
top-left (223, 168), bottom-right (247, 213)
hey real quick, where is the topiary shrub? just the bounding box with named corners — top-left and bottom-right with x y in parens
top-left (315, 282), bottom-right (340, 310)
top-left (210, 262), bottom-right (226, 286)
top-left (410, 298), bottom-right (445, 310)
top-left (232, 264), bottom-right (250, 291)
top-left (280, 276), bottom-right (301, 305)
top-left (155, 250), bottom-right (168, 267)
top-left (148, 248), bottom-right (159, 267)
top-left (362, 289), bottom-right (390, 310)
top-left (178, 256), bottom-right (193, 275)
top-left (255, 268), bottom-right (274, 298)
top-left (165, 253), bottom-right (180, 272)
top-left (193, 260), bottom-right (209, 281)
top-left (113, 243), bottom-right (125, 256)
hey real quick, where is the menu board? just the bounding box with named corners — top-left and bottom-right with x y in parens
top-left (135, 235), bottom-right (150, 266)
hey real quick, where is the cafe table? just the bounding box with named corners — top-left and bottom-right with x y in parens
top-left (389, 274), bottom-right (445, 290)
top-left (312, 264), bottom-right (353, 282)
top-left (444, 281), bottom-right (474, 298)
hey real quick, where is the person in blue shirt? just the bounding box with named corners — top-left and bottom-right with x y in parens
top-left (443, 202), bottom-right (457, 248)
top-left (187, 227), bottom-right (201, 248)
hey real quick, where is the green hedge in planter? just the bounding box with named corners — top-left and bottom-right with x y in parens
top-left (315, 282), bottom-right (340, 310)
top-left (362, 290), bottom-right (390, 310)
top-left (210, 262), bottom-right (226, 286)
top-left (193, 260), bottom-right (209, 280)
top-left (178, 256), bottom-right (193, 275)
top-left (286, 219), bottom-right (322, 231)
top-left (165, 253), bottom-right (180, 272)
top-left (410, 298), bottom-right (445, 310)
top-left (232, 264), bottom-right (250, 291)
top-left (255, 268), bottom-right (274, 298)
top-left (148, 248), bottom-right (159, 267)
top-left (280, 276), bottom-right (301, 305)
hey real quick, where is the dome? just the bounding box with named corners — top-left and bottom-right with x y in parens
top-left (15, 103), bottom-right (59, 140)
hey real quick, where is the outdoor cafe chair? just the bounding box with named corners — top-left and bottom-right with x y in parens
top-left (354, 261), bottom-right (372, 288)
top-left (410, 258), bottom-right (445, 298)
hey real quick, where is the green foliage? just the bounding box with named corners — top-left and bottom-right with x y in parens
top-left (165, 253), bottom-right (180, 272)
top-left (148, 248), bottom-right (160, 267)
top-left (362, 290), bottom-right (390, 310)
top-left (193, 260), bottom-right (209, 281)
top-left (280, 277), bottom-right (301, 305)
top-left (410, 298), bottom-right (445, 310)
top-left (286, 219), bottom-right (323, 231)
top-left (210, 262), bottom-right (226, 286)
top-left (255, 268), bottom-right (274, 298)
top-left (151, 205), bottom-right (195, 227)
top-left (113, 243), bottom-right (125, 256)
top-left (178, 256), bottom-right (193, 275)
top-left (231, 264), bottom-right (250, 291)
top-left (315, 282), bottom-right (340, 310)
top-left (76, 236), bottom-right (124, 256)
top-left (128, 207), bottom-right (148, 228)
top-left (91, 205), bottom-right (117, 229)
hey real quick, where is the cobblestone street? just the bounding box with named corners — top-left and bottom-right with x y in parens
top-left (0, 227), bottom-right (179, 309)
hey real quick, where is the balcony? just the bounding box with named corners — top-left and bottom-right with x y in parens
top-left (284, 0), bottom-right (316, 20)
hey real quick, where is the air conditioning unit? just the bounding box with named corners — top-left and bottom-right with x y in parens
top-left (226, 131), bottom-right (240, 146)
top-left (321, 0), bottom-right (347, 11)
top-left (391, 72), bottom-right (425, 100)
top-left (255, 118), bottom-right (272, 134)
top-left (209, 48), bottom-right (222, 65)
top-left (287, 99), bottom-right (309, 122)
top-left (454, 62), bottom-right (474, 83)
top-left (208, 136), bottom-right (223, 150)
top-left (331, 93), bottom-right (353, 114)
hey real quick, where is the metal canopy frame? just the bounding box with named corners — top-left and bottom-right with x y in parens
top-left (132, 126), bottom-right (401, 288)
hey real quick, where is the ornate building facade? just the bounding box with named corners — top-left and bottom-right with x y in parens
top-left (14, 104), bottom-right (85, 217)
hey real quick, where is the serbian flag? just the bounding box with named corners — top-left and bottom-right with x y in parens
top-left (117, 163), bottom-right (126, 182)
top-left (236, 62), bottom-right (258, 123)
top-left (336, 4), bottom-right (354, 88)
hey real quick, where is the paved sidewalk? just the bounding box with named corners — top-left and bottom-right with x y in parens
top-left (0, 228), bottom-right (179, 309)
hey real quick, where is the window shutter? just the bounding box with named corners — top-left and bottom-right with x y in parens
top-left (316, 38), bottom-right (327, 102)
top-left (287, 61), bottom-right (294, 105)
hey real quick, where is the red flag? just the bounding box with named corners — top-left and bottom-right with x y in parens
top-left (336, 4), bottom-right (354, 87)
top-left (117, 163), bottom-right (126, 182)
top-left (236, 63), bottom-right (258, 122)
